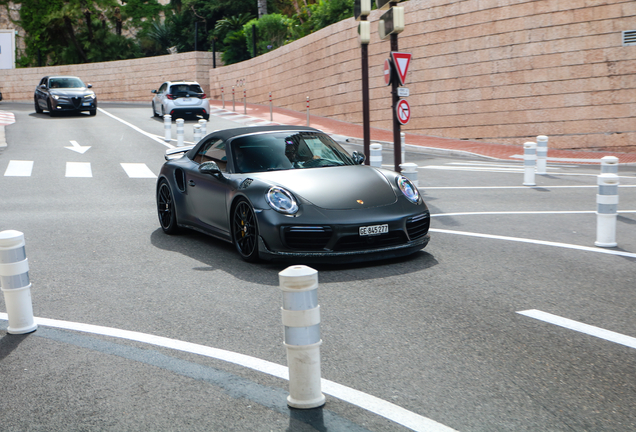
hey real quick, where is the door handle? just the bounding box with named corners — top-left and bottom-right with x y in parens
top-left (189, 180), bottom-right (196, 187)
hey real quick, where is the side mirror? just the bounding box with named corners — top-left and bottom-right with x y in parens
top-left (87, 84), bottom-right (92, 89)
top-left (352, 151), bottom-right (366, 165)
top-left (199, 161), bottom-right (221, 175)
top-left (40, 84), bottom-right (46, 89)
top-left (151, 89), bottom-right (157, 94)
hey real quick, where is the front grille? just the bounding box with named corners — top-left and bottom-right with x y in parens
top-left (71, 97), bottom-right (82, 109)
top-left (333, 231), bottom-right (407, 251)
top-left (283, 226), bottom-right (332, 250)
top-left (406, 213), bottom-right (430, 240)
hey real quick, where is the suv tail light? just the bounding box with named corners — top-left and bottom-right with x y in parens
top-left (166, 94), bottom-right (176, 100)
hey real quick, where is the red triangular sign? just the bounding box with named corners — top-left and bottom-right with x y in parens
top-left (391, 52), bottom-right (411, 86)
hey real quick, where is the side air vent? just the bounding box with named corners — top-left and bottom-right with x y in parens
top-left (623, 30), bottom-right (636, 46)
top-left (174, 169), bottom-right (186, 193)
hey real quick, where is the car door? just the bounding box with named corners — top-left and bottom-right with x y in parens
top-left (35, 77), bottom-right (49, 110)
top-left (155, 82), bottom-right (168, 114)
top-left (186, 137), bottom-right (232, 237)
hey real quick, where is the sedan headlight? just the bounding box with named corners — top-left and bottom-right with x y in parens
top-left (84, 93), bottom-right (95, 99)
top-left (52, 95), bottom-right (60, 100)
top-left (266, 187), bottom-right (298, 215)
top-left (397, 176), bottom-right (420, 204)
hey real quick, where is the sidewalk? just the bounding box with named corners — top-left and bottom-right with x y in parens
top-left (208, 100), bottom-right (636, 164)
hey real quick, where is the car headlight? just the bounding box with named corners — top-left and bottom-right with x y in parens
top-left (266, 187), bottom-right (298, 215)
top-left (397, 176), bottom-right (420, 204)
top-left (52, 95), bottom-right (60, 100)
top-left (84, 93), bottom-right (95, 99)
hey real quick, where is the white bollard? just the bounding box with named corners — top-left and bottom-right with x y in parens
top-left (400, 162), bottom-right (419, 187)
top-left (306, 96), bottom-right (310, 127)
top-left (536, 135), bottom-right (548, 175)
top-left (193, 124), bottom-right (201, 143)
top-left (370, 143), bottom-right (383, 168)
top-left (0, 230), bottom-right (37, 334)
top-left (176, 118), bottom-right (184, 147)
top-left (523, 142), bottom-right (537, 186)
top-left (198, 119), bottom-right (207, 137)
top-left (163, 114), bottom-right (172, 142)
top-left (595, 173), bottom-right (619, 248)
top-left (401, 132), bottom-right (406, 164)
top-left (600, 156), bottom-right (619, 175)
top-left (279, 265), bottom-right (325, 410)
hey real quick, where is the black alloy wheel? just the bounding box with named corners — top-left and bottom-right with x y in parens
top-left (232, 199), bottom-right (259, 262)
top-left (157, 180), bottom-right (179, 234)
top-left (34, 97), bottom-right (42, 113)
top-left (47, 100), bottom-right (56, 117)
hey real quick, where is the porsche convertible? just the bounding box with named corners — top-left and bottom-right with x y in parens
top-left (156, 126), bottom-right (430, 263)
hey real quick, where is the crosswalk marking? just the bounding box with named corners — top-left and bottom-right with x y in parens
top-left (4, 160), bottom-right (33, 176)
top-left (0, 111), bottom-right (16, 126)
top-left (66, 162), bottom-right (92, 178)
top-left (120, 163), bottom-right (157, 178)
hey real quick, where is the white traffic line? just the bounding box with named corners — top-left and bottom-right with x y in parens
top-left (0, 313), bottom-right (456, 432)
top-left (4, 160), bottom-right (33, 176)
top-left (517, 310), bottom-right (636, 350)
top-left (432, 210), bottom-right (636, 217)
top-left (430, 228), bottom-right (636, 259)
top-left (421, 165), bottom-right (635, 179)
top-left (98, 107), bottom-right (174, 149)
top-left (65, 162), bottom-right (92, 178)
top-left (424, 185), bottom-right (636, 190)
top-left (120, 163), bottom-right (157, 178)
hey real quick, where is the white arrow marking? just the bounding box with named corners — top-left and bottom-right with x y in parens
top-left (65, 140), bottom-right (91, 154)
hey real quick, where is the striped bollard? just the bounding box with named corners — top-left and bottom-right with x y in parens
top-left (0, 230), bottom-right (37, 334)
top-left (536, 135), bottom-right (548, 175)
top-left (370, 143), bottom-right (382, 167)
top-left (221, 85), bottom-right (225, 109)
top-left (193, 124), bottom-right (201, 143)
top-left (176, 119), bottom-right (184, 147)
top-left (401, 132), bottom-right (406, 164)
top-left (595, 173), bottom-right (619, 248)
top-left (523, 142), bottom-right (536, 186)
top-left (279, 265), bottom-right (326, 409)
top-left (306, 96), bottom-right (310, 126)
top-left (269, 92), bottom-right (273, 122)
top-left (163, 114), bottom-right (172, 142)
top-left (400, 162), bottom-right (419, 187)
top-left (600, 156), bottom-right (619, 175)
top-left (198, 119), bottom-right (207, 138)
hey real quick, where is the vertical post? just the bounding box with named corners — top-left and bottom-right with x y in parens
top-left (361, 28), bottom-right (371, 165)
top-left (306, 96), bottom-right (310, 126)
top-left (536, 135), bottom-right (548, 175)
top-left (244, 88), bottom-right (247, 115)
top-left (221, 85), bottom-right (224, 109)
top-left (213, 39), bottom-right (217, 69)
top-left (269, 92), bottom-right (273, 122)
top-left (163, 114), bottom-right (172, 142)
top-left (198, 119), bottom-right (207, 137)
top-left (391, 34), bottom-right (401, 173)
top-left (600, 156), bottom-right (619, 174)
top-left (400, 163), bottom-right (418, 187)
top-left (370, 143), bottom-right (383, 167)
top-left (595, 173), bottom-right (619, 248)
top-left (0, 230), bottom-right (37, 334)
top-left (523, 142), bottom-right (536, 186)
top-left (193, 124), bottom-right (201, 143)
top-left (279, 265), bottom-right (326, 409)
top-left (401, 132), bottom-right (406, 164)
top-left (232, 86), bottom-right (235, 111)
top-left (176, 119), bottom-right (184, 147)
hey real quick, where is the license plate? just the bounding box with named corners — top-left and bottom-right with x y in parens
top-left (82, 102), bottom-right (91, 106)
top-left (359, 224), bottom-right (388, 236)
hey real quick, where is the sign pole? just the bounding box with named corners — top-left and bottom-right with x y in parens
top-left (361, 19), bottom-right (371, 165)
top-left (391, 33), bottom-right (401, 173)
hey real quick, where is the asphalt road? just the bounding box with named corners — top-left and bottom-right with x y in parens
top-left (1, 101), bottom-right (636, 431)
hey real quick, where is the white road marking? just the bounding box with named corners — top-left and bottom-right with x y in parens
top-left (0, 313), bottom-right (456, 432)
top-left (98, 107), bottom-right (175, 149)
top-left (430, 228), bottom-right (636, 259)
top-left (65, 140), bottom-right (91, 154)
top-left (431, 210), bottom-right (636, 217)
top-left (421, 165), bottom-right (635, 178)
top-left (517, 310), bottom-right (636, 350)
top-left (423, 185), bottom-right (636, 190)
top-left (121, 163), bottom-right (157, 178)
top-left (4, 160), bottom-right (33, 176)
top-left (65, 162), bottom-right (92, 178)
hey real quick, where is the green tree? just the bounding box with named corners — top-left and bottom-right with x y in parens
top-left (244, 13), bottom-right (292, 58)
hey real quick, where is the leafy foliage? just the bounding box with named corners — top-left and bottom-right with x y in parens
top-left (243, 14), bottom-right (293, 58)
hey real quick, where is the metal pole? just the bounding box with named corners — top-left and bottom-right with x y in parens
top-left (269, 92), bottom-right (273, 122)
top-left (361, 19), bottom-right (371, 165)
top-left (244, 88), bottom-right (247, 115)
top-left (221, 85), bottom-right (224, 109)
top-left (232, 86), bottom-right (235, 111)
top-left (306, 96), bottom-right (310, 126)
top-left (391, 33), bottom-right (401, 172)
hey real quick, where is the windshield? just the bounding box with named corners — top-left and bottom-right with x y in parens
top-left (232, 131), bottom-right (355, 173)
top-left (49, 77), bottom-right (86, 89)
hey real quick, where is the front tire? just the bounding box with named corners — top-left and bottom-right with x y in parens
top-left (232, 199), bottom-right (259, 262)
top-left (157, 180), bottom-right (179, 234)
top-left (34, 97), bottom-right (43, 113)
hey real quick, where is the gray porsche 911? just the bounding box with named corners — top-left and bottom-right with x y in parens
top-left (156, 125), bottom-right (430, 263)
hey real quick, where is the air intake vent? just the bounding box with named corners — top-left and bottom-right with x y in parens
top-left (623, 30), bottom-right (636, 46)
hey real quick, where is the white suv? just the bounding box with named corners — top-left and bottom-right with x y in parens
top-left (152, 80), bottom-right (210, 120)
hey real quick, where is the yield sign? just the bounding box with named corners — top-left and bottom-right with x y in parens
top-left (390, 52), bottom-right (411, 86)
top-left (396, 99), bottom-right (410, 125)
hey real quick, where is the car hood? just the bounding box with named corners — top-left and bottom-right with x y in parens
top-left (50, 88), bottom-right (92, 97)
top-left (254, 165), bottom-right (397, 210)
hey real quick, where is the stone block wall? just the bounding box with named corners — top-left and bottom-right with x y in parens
top-left (209, 0), bottom-right (636, 152)
top-left (0, 51), bottom-right (216, 103)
